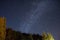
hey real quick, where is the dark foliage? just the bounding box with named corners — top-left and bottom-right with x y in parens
top-left (5, 28), bottom-right (42, 40)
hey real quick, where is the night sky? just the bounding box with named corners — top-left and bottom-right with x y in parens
top-left (0, 0), bottom-right (60, 40)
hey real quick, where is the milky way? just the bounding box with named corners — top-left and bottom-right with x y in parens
top-left (19, 1), bottom-right (48, 33)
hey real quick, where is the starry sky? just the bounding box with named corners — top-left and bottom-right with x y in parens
top-left (0, 0), bottom-right (60, 40)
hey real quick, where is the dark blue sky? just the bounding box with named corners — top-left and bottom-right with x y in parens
top-left (0, 0), bottom-right (60, 40)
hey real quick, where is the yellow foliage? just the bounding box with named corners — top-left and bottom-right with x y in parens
top-left (42, 32), bottom-right (54, 40)
top-left (0, 17), bottom-right (6, 40)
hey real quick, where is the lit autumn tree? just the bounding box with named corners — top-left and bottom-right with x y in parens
top-left (42, 32), bottom-right (47, 40)
top-left (42, 32), bottom-right (54, 40)
top-left (47, 33), bottom-right (54, 40)
top-left (0, 17), bottom-right (6, 40)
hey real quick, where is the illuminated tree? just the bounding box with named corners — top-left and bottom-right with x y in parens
top-left (0, 17), bottom-right (6, 40)
top-left (47, 33), bottom-right (54, 40)
top-left (42, 32), bottom-right (54, 40)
